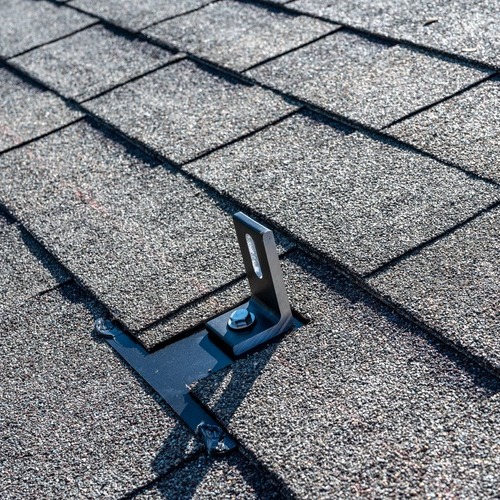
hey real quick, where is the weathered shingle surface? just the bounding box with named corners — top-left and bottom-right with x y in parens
top-left (194, 253), bottom-right (500, 497)
top-left (71, 0), bottom-right (215, 31)
top-left (187, 112), bottom-right (499, 274)
top-left (0, 68), bottom-right (81, 152)
top-left (1, 0), bottom-right (498, 497)
top-left (10, 25), bottom-right (175, 101)
top-left (0, 214), bottom-right (69, 315)
top-left (370, 207), bottom-right (500, 370)
top-left (86, 59), bottom-right (296, 163)
top-left (0, 121), bottom-right (250, 333)
top-left (136, 454), bottom-right (281, 498)
top-left (290, 0), bottom-right (500, 68)
top-left (1, 285), bottom-right (199, 498)
top-left (388, 78), bottom-right (500, 182)
top-left (0, 0), bottom-right (94, 58)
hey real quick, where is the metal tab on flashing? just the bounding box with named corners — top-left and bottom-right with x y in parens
top-left (95, 320), bottom-right (237, 454)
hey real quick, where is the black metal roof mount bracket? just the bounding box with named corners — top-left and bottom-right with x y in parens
top-left (206, 212), bottom-right (294, 356)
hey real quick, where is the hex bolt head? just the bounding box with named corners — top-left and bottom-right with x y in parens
top-left (227, 308), bottom-right (255, 331)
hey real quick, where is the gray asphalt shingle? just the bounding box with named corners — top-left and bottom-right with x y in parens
top-left (0, 215), bottom-right (69, 315)
top-left (388, 79), bottom-right (500, 183)
top-left (71, 0), bottom-right (215, 31)
top-left (369, 207), bottom-right (500, 371)
top-left (290, 0), bottom-right (500, 68)
top-left (10, 25), bottom-right (175, 102)
top-left (0, 0), bottom-right (94, 58)
top-left (0, 68), bottom-right (81, 152)
top-left (144, 0), bottom-right (336, 71)
top-left (186, 112), bottom-right (500, 275)
top-left (86, 59), bottom-right (296, 164)
top-left (136, 454), bottom-right (281, 499)
top-left (246, 31), bottom-right (491, 128)
top-left (0, 121), bottom-right (252, 333)
top-left (0, 284), bottom-right (199, 498)
top-left (194, 252), bottom-right (500, 498)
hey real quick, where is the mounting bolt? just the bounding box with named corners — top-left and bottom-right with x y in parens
top-left (227, 308), bottom-right (255, 331)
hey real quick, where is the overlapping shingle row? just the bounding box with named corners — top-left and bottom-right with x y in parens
top-left (1, 0), bottom-right (498, 496)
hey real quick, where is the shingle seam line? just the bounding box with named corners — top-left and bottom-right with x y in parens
top-left (119, 451), bottom-right (205, 499)
top-left (241, 25), bottom-right (343, 72)
top-left (79, 54), bottom-right (186, 103)
top-left (140, 0), bottom-right (224, 31)
top-left (238, 78), bottom-right (500, 187)
top-left (235, 441), bottom-right (303, 499)
top-left (35, 279), bottom-right (75, 298)
top-left (381, 72), bottom-right (496, 129)
top-left (140, 248), bottom-right (297, 340)
top-left (363, 200), bottom-right (500, 279)
top-left (178, 108), bottom-right (303, 167)
top-left (0, 117), bottom-right (84, 159)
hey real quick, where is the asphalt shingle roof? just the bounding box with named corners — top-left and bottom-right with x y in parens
top-left (290, 0), bottom-right (500, 68)
top-left (71, 0), bottom-right (215, 32)
top-left (0, 68), bottom-right (81, 152)
top-left (0, 213), bottom-right (69, 315)
top-left (246, 31), bottom-right (492, 128)
top-left (186, 112), bottom-right (499, 274)
top-left (1, 285), bottom-right (199, 497)
top-left (1, 0), bottom-right (498, 497)
top-left (370, 207), bottom-right (500, 371)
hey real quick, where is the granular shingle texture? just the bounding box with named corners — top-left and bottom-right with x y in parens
top-left (246, 31), bottom-right (491, 128)
top-left (136, 454), bottom-right (281, 499)
top-left (0, 0), bottom-right (94, 58)
top-left (0, 215), bottom-right (69, 315)
top-left (0, 284), bottom-right (199, 498)
top-left (388, 78), bottom-right (500, 183)
top-left (369, 207), bottom-right (500, 371)
top-left (0, 121), bottom-right (253, 333)
top-left (290, 0), bottom-right (500, 68)
top-left (194, 253), bottom-right (500, 498)
top-left (137, 277), bottom-right (249, 349)
top-left (71, 0), bottom-right (215, 31)
top-left (186, 112), bottom-right (500, 274)
top-left (86, 59), bottom-right (296, 164)
top-left (0, 68), bottom-right (81, 152)
top-left (10, 25), bottom-right (175, 102)
top-left (144, 0), bottom-right (336, 72)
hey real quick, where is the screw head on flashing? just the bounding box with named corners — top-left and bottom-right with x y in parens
top-left (94, 317), bottom-right (115, 339)
top-left (227, 308), bottom-right (255, 331)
